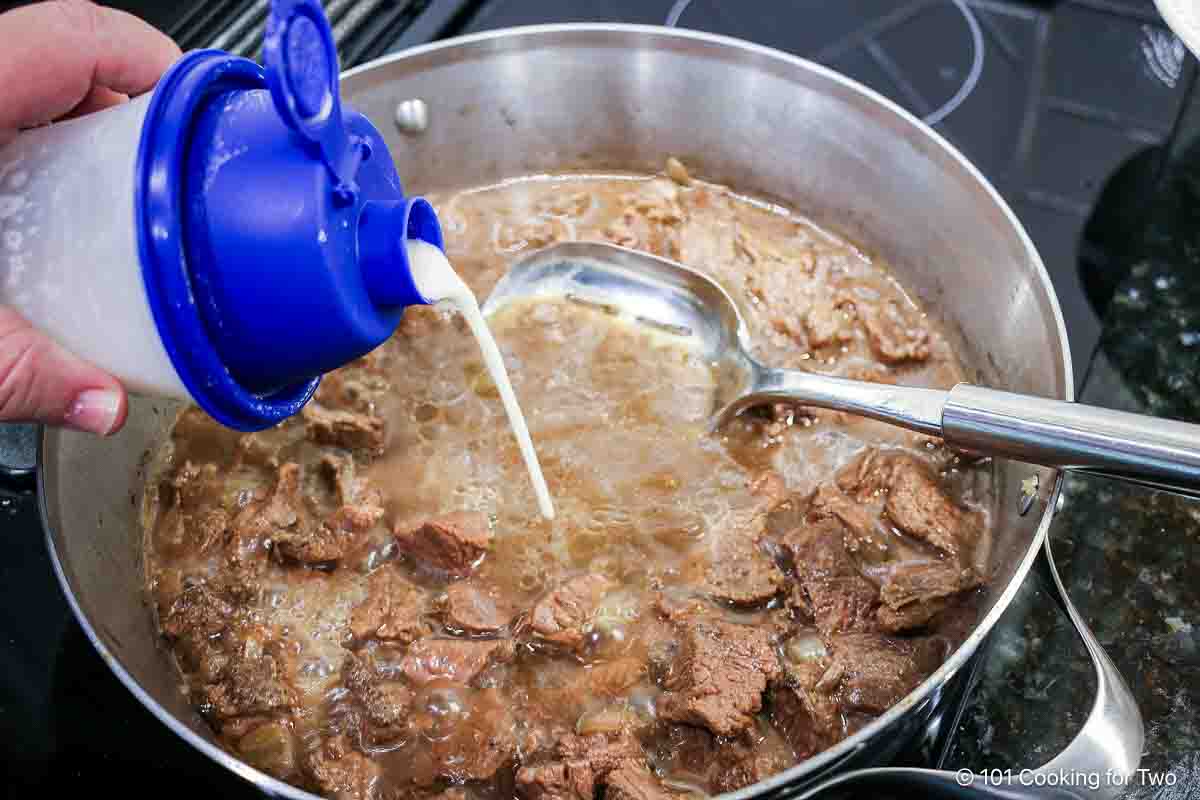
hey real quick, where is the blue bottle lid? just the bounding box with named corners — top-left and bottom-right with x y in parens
top-left (134, 0), bottom-right (442, 432)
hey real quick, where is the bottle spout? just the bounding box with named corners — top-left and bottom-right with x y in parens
top-left (358, 197), bottom-right (444, 309)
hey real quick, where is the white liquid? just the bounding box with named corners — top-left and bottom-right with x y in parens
top-left (405, 239), bottom-right (555, 520)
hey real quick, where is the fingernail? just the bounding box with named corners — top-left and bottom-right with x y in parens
top-left (65, 389), bottom-right (121, 436)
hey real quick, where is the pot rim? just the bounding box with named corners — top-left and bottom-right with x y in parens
top-left (42, 22), bottom-right (1072, 800)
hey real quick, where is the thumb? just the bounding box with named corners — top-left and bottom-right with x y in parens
top-left (0, 307), bottom-right (128, 435)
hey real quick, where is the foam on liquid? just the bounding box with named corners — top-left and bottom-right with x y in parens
top-left (405, 238), bottom-right (556, 519)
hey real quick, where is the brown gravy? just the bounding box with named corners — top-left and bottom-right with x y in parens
top-left (143, 170), bottom-right (993, 800)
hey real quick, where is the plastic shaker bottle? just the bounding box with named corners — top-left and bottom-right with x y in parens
top-left (0, 0), bottom-right (442, 431)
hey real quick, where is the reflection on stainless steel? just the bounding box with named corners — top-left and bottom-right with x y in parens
top-left (39, 24), bottom-right (1142, 800)
top-left (494, 242), bottom-right (1200, 498)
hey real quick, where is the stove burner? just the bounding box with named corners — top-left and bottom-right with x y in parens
top-left (663, 0), bottom-right (986, 127)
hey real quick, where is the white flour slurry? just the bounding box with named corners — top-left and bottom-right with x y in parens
top-left (405, 238), bottom-right (556, 519)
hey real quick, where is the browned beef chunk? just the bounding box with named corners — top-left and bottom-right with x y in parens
top-left (703, 535), bottom-right (784, 606)
top-left (442, 581), bottom-right (513, 634)
top-left (233, 432), bottom-right (280, 469)
top-left (606, 763), bottom-right (677, 800)
top-left (660, 722), bottom-right (797, 794)
top-left (161, 582), bottom-right (234, 642)
top-left (877, 559), bottom-right (980, 611)
top-left (228, 462), bottom-right (369, 565)
top-left (781, 518), bottom-right (880, 636)
top-left (790, 575), bottom-right (879, 638)
top-left (319, 454), bottom-right (386, 531)
top-left (303, 735), bottom-right (381, 800)
top-left (820, 633), bottom-right (944, 713)
top-left (516, 732), bottom-right (642, 800)
top-left (876, 598), bottom-right (947, 633)
top-left (885, 459), bottom-right (977, 557)
top-left (658, 618), bottom-right (781, 736)
top-left (401, 637), bottom-right (515, 685)
top-left (809, 484), bottom-right (890, 558)
top-left (235, 718), bottom-right (298, 779)
top-left (348, 565), bottom-right (427, 644)
top-left (769, 657), bottom-right (842, 757)
top-left (861, 300), bottom-right (930, 363)
top-left (342, 651), bottom-right (413, 743)
top-left (195, 645), bottom-right (297, 720)
top-left (155, 504), bottom-right (228, 560)
top-left (395, 512), bottom-right (493, 576)
top-left (303, 402), bottom-right (386, 454)
top-left (408, 685), bottom-right (517, 783)
top-left (531, 574), bottom-right (613, 650)
top-left (803, 298), bottom-right (855, 349)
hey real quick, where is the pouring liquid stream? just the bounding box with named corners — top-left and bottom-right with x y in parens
top-left (405, 239), bottom-right (556, 519)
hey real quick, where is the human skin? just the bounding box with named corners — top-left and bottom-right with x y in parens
top-left (0, 0), bottom-right (180, 435)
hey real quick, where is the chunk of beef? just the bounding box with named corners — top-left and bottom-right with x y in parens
top-left (531, 574), bottom-right (614, 650)
top-left (303, 402), bottom-right (386, 454)
top-left (658, 618), bottom-right (781, 736)
top-left (803, 298), bottom-right (854, 349)
top-left (781, 518), bottom-right (880, 636)
top-left (401, 637), bottom-right (515, 685)
top-left (885, 459), bottom-right (977, 557)
top-left (320, 453), bottom-right (383, 509)
top-left (443, 581), bottom-right (512, 634)
top-left (877, 559), bottom-right (981, 610)
top-left (395, 512), bottom-right (493, 576)
top-left (703, 536), bottom-right (784, 607)
top-left (810, 484), bottom-right (890, 558)
top-left (606, 763), bottom-right (677, 800)
top-left (412, 686), bottom-right (517, 783)
top-left (516, 732), bottom-right (642, 800)
top-left (161, 582), bottom-right (234, 641)
top-left (196, 646), bottom-right (297, 720)
top-left (155, 505), bottom-right (228, 559)
top-left (820, 633), bottom-right (944, 713)
top-left (769, 658), bottom-right (842, 757)
top-left (303, 735), bottom-right (381, 800)
top-left (876, 598), bottom-right (947, 633)
top-left (662, 722), bottom-right (796, 794)
top-left (231, 462), bottom-right (368, 565)
top-left (236, 718), bottom-right (298, 779)
top-left (342, 651), bottom-right (413, 743)
top-left (348, 565), bottom-right (426, 644)
top-left (861, 300), bottom-right (930, 363)
top-left (789, 576), bottom-right (879, 638)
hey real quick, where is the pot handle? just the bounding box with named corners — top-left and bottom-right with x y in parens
top-left (0, 422), bottom-right (37, 491)
top-left (794, 538), bottom-right (1143, 800)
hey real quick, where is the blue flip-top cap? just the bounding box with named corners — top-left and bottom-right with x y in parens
top-left (134, 0), bottom-right (443, 432)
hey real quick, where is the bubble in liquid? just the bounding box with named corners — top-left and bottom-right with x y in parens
top-left (4, 230), bottom-right (22, 251)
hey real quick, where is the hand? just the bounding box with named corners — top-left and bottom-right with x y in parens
top-left (0, 1), bottom-right (180, 435)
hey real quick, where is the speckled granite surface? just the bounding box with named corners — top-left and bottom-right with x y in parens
top-left (946, 130), bottom-right (1200, 798)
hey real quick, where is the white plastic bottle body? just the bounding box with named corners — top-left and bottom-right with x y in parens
top-left (0, 93), bottom-right (189, 399)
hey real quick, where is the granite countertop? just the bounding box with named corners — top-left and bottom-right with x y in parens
top-left (947, 109), bottom-right (1200, 799)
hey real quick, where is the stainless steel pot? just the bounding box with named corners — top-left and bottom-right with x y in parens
top-left (40, 24), bottom-right (1142, 800)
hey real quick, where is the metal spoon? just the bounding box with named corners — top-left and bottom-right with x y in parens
top-left (483, 241), bottom-right (1200, 498)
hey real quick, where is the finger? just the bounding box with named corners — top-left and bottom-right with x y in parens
top-left (61, 85), bottom-right (130, 120)
top-left (0, 308), bottom-right (128, 435)
top-left (0, 1), bottom-right (181, 135)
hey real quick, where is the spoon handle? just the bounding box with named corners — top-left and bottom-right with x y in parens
top-left (943, 384), bottom-right (1200, 497)
top-left (750, 370), bottom-right (1200, 497)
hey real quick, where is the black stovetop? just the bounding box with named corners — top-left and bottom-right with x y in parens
top-left (2, 0), bottom-right (1195, 797)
